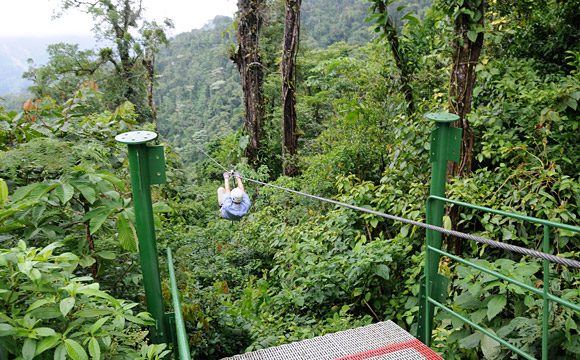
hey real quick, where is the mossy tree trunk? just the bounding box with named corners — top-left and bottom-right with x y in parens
top-left (446, 0), bottom-right (486, 254)
top-left (282, 0), bottom-right (301, 177)
top-left (233, 0), bottom-right (265, 168)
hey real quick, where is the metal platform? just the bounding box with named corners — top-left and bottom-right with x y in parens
top-left (221, 321), bottom-right (442, 360)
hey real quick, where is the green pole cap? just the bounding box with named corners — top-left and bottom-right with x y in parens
top-left (425, 112), bottom-right (460, 123)
top-left (115, 131), bottom-right (158, 145)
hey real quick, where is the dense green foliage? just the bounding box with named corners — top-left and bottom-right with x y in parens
top-left (155, 16), bottom-right (243, 163)
top-left (0, 87), bottom-right (180, 358)
top-left (2, 0), bottom-right (580, 359)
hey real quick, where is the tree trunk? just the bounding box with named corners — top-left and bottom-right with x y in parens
top-left (282, 0), bottom-right (301, 177)
top-left (143, 57), bottom-right (158, 131)
top-left (375, 1), bottom-right (415, 117)
top-left (233, 0), bottom-right (265, 168)
top-left (446, 0), bottom-right (486, 254)
top-left (448, 1), bottom-right (485, 177)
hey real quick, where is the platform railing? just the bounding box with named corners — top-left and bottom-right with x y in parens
top-left (167, 248), bottom-right (192, 360)
top-left (424, 195), bottom-right (580, 359)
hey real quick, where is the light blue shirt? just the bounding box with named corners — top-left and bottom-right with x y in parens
top-left (221, 193), bottom-right (251, 221)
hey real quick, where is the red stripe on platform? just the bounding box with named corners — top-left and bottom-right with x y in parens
top-left (334, 339), bottom-right (443, 360)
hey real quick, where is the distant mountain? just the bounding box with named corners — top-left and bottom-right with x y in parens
top-left (154, 15), bottom-right (242, 161)
top-left (0, 36), bottom-right (94, 96)
top-left (154, 0), bottom-right (426, 156)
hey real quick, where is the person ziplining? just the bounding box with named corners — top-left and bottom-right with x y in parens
top-left (218, 171), bottom-right (251, 220)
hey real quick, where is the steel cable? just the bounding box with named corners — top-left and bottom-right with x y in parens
top-left (240, 176), bottom-right (580, 269)
top-left (193, 144), bottom-right (230, 172)
top-left (193, 147), bottom-right (580, 268)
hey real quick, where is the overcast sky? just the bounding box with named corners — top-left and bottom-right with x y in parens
top-left (0, 0), bottom-right (238, 38)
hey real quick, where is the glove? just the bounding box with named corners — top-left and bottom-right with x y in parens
top-left (233, 171), bottom-right (241, 179)
top-left (223, 172), bottom-right (230, 179)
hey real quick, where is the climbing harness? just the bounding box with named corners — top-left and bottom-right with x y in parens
top-left (194, 147), bottom-right (580, 269)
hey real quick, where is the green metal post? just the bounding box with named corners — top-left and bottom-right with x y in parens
top-left (417, 112), bottom-right (461, 345)
top-left (115, 131), bottom-right (168, 343)
top-left (167, 248), bottom-right (192, 360)
top-left (542, 225), bottom-right (550, 360)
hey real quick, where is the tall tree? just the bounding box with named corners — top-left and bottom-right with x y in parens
top-left (439, 0), bottom-right (486, 176)
top-left (232, 0), bottom-right (265, 168)
top-left (281, 0), bottom-right (301, 177)
top-left (141, 20), bottom-right (173, 131)
top-left (23, 44), bottom-right (107, 102)
top-left (368, 0), bottom-right (416, 117)
top-left (436, 0), bottom-right (486, 254)
top-left (55, 0), bottom-right (171, 121)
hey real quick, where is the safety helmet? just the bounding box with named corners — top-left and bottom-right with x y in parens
top-left (231, 188), bottom-right (243, 204)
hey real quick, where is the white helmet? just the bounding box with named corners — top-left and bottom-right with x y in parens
top-left (231, 188), bottom-right (243, 204)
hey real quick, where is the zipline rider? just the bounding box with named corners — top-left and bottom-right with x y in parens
top-left (218, 171), bottom-right (251, 220)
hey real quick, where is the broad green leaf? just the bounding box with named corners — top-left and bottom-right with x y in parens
top-left (486, 295), bottom-right (506, 320)
top-left (467, 30), bottom-right (478, 43)
top-left (37, 242), bottom-right (64, 257)
top-left (459, 331), bottom-right (482, 349)
top-left (54, 343), bottom-right (67, 360)
top-left (60, 297), bottom-right (75, 317)
top-left (454, 292), bottom-right (481, 309)
top-left (96, 251), bottom-right (116, 260)
top-left (0, 178), bottom-right (8, 204)
top-left (11, 183), bottom-right (42, 202)
top-left (548, 110), bottom-right (560, 122)
top-left (89, 316), bottom-right (110, 335)
top-left (77, 309), bottom-right (112, 318)
top-left (65, 339), bottom-right (88, 360)
top-left (30, 306), bottom-right (62, 320)
top-left (75, 184), bottom-right (97, 204)
top-left (117, 213), bottom-right (137, 251)
top-left (470, 308), bottom-right (487, 325)
top-left (30, 268), bottom-right (42, 281)
top-left (12, 183), bottom-right (56, 203)
top-left (400, 225), bottom-right (409, 237)
top-left (26, 299), bottom-right (52, 313)
top-left (34, 335), bottom-right (60, 356)
top-left (88, 209), bottom-right (113, 235)
top-left (153, 202), bottom-right (172, 213)
top-left (55, 182), bottom-right (75, 204)
top-left (566, 316), bottom-right (577, 331)
top-left (497, 322), bottom-right (516, 338)
top-left (566, 97), bottom-right (578, 110)
top-left (373, 264), bottom-right (390, 280)
top-left (481, 333), bottom-right (501, 359)
top-left (23, 338), bottom-right (37, 360)
top-left (100, 174), bottom-right (125, 191)
top-left (0, 221), bottom-right (27, 234)
top-left (501, 228), bottom-right (513, 240)
top-left (34, 327), bottom-right (57, 337)
top-left (443, 215), bottom-right (452, 230)
top-left (88, 337), bottom-right (100, 360)
top-left (239, 135), bottom-right (249, 150)
top-left (124, 314), bottom-right (150, 325)
top-left (31, 183), bottom-right (57, 201)
top-left (79, 255), bottom-right (96, 268)
top-left (0, 323), bottom-right (16, 336)
top-left (77, 288), bottom-right (120, 307)
top-left (113, 314), bottom-right (126, 328)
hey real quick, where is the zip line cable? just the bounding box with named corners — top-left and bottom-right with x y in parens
top-left (195, 147), bottom-right (580, 269)
top-left (193, 144), bottom-right (230, 172)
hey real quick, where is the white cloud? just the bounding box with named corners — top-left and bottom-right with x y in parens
top-left (0, 0), bottom-right (237, 38)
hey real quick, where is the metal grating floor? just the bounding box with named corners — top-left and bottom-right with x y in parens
top-left (221, 321), bottom-right (442, 360)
